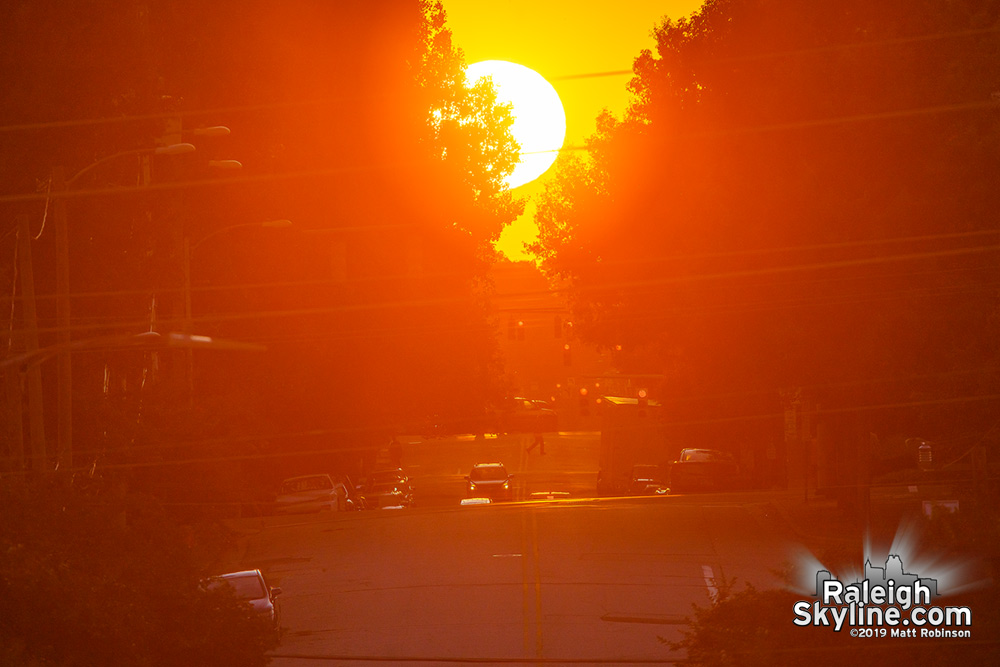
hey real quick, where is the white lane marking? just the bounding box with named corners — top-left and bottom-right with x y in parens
top-left (492, 553), bottom-right (523, 558)
top-left (702, 564), bottom-right (718, 602)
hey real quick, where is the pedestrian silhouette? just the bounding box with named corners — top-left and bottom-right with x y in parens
top-left (526, 432), bottom-right (545, 455)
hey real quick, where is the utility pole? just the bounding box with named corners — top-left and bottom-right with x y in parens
top-left (15, 213), bottom-right (47, 471)
top-left (182, 236), bottom-right (194, 407)
top-left (52, 166), bottom-right (72, 471)
top-left (2, 364), bottom-right (25, 472)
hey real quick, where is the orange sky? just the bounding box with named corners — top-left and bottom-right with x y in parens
top-left (442, 0), bottom-right (706, 260)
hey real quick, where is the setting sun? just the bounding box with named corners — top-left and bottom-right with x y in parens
top-left (466, 60), bottom-right (566, 190)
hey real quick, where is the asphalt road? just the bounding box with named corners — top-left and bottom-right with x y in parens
top-left (239, 432), bottom-right (805, 666)
top-left (400, 431), bottom-right (604, 507)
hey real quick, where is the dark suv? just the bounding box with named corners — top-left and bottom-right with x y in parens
top-left (466, 463), bottom-right (513, 501)
top-left (669, 449), bottom-right (740, 492)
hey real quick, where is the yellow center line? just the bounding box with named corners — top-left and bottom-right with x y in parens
top-left (531, 509), bottom-right (544, 657)
top-left (520, 510), bottom-right (533, 655)
top-left (518, 438), bottom-right (543, 660)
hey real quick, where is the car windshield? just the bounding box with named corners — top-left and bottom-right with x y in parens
top-left (370, 483), bottom-right (400, 494)
top-left (681, 450), bottom-right (729, 463)
top-left (281, 477), bottom-right (333, 493)
top-left (370, 471), bottom-right (404, 484)
top-left (470, 466), bottom-right (507, 482)
top-left (216, 575), bottom-right (265, 600)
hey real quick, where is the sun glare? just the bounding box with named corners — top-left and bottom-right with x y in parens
top-left (466, 60), bottom-right (566, 190)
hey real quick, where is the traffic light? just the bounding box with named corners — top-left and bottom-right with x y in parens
top-left (563, 343), bottom-right (571, 366)
top-left (579, 387), bottom-right (589, 416)
top-left (637, 388), bottom-right (648, 417)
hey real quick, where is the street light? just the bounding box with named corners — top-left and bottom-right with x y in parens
top-left (45, 142), bottom-right (198, 472)
top-left (2, 330), bottom-right (263, 473)
top-left (207, 159), bottom-right (243, 170)
top-left (1, 331), bottom-right (265, 371)
top-left (191, 126), bottom-right (231, 137)
top-left (189, 219), bottom-right (292, 254)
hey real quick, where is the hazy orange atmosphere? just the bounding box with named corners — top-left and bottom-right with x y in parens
top-left (445, 0), bottom-right (704, 260)
top-left (2, 1), bottom-right (998, 664)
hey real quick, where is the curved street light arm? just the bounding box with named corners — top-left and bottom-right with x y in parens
top-left (189, 219), bottom-right (292, 253)
top-left (65, 143), bottom-right (196, 188)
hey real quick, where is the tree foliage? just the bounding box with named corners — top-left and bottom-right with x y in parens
top-left (1, 1), bottom-right (523, 491)
top-left (0, 480), bottom-right (280, 667)
top-left (412, 1), bottom-right (524, 243)
top-left (533, 0), bottom-right (1000, 442)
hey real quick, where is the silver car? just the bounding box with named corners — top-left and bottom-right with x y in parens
top-left (206, 569), bottom-right (282, 624)
top-left (274, 474), bottom-right (347, 514)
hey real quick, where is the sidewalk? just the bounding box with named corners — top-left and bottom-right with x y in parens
top-left (759, 481), bottom-right (971, 564)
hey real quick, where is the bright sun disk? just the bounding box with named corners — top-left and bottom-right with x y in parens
top-left (466, 60), bottom-right (566, 190)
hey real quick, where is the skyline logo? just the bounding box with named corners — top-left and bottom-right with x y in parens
top-left (794, 554), bottom-right (971, 637)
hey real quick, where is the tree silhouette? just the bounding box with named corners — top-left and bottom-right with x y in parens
top-left (413, 1), bottom-right (524, 244)
top-left (534, 0), bottom-right (1000, 452)
top-left (0, 0), bottom-right (523, 499)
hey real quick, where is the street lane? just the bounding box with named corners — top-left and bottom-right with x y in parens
top-left (236, 433), bottom-right (799, 665)
top-left (248, 499), bottom-right (794, 665)
top-left (399, 431), bottom-right (603, 507)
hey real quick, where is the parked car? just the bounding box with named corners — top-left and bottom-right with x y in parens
top-left (274, 474), bottom-right (347, 514)
top-left (498, 397), bottom-right (558, 433)
top-left (627, 464), bottom-right (668, 495)
top-left (669, 449), bottom-right (740, 492)
top-left (359, 468), bottom-right (413, 509)
top-left (364, 481), bottom-right (414, 509)
top-left (205, 569), bottom-right (282, 625)
top-left (362, 468), bottom-right (411, 491)
top-left (466, 463), bottom-right (513, 501)
top-left (336, 474), bottom-right (366, 510)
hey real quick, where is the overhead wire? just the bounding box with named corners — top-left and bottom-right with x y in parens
top-left (0, 227), bottom-right (993, 305)
top-left (7, 278), bottom-right (997, 340)
top-left (2, 388), bottom-right (997, 474)
top-left (1, 82), bottom-right (994, 211)
top-left (0, 20), bottom-right (995, 209)
top-left (0, 23), bottom-right (994, 136)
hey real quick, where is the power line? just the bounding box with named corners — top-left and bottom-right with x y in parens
top-left (2, 229), bottom-right (995, 306)
top-left (550, 26), bottom-right (1000, 81)
top-left (1, 24), bottom-right (993, 135)
top-left (2, 390), bottom-right (997, 474)
top-left (7, 278), bottom-right (995, 341)
top-left (0, 91), bottom-right (993, 211)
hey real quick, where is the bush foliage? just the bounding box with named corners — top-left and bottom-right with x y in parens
top-left (0, 479), bottom-right (280, 667)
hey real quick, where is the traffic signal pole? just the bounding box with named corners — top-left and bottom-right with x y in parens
top-left (53, 167), bottom-right (72, 471)
top-left (16, 213), bottom-right (47, 471)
